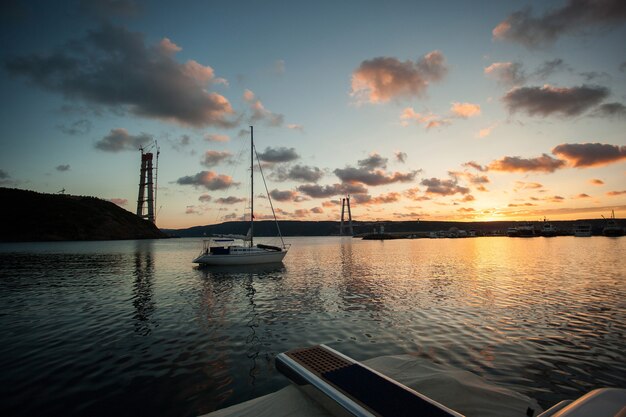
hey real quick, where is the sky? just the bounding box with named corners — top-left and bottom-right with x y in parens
top-left (1, 0), bottom-right (625, 229)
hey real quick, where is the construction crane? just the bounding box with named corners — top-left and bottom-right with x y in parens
top-left (136, 141), bottom-right (160, 224)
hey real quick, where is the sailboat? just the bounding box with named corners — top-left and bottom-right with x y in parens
top-left (192, 126), bottom-right (290, 265)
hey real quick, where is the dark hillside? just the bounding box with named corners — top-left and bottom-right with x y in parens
top-left (0, 187), bottom-right (167, 242)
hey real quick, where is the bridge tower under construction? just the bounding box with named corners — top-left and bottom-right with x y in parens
top-left (136, 144), bottom-right (159, 224)
top-left (340, 195), bottom-right (353, 236)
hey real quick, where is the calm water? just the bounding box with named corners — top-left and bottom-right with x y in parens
top-left (0, 236), bottom-right (624, 416)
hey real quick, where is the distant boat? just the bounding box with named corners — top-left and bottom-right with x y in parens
top-left (540, 218), bottom-right (557, 237)
top-left (508, 223), bottom-right (535, 237)
top-left (602, 210), bottom-right (624, 237)
top-left (193, 126), bottom-right (290, 266)
top-left (573, 223), bottom-right (592, 237)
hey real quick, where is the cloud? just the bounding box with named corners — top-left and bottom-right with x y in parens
top-left (607, 190), bottom-right (626, 196)
top-left (421, 178), bottom-right (470, 196)
top-left (463, 161), bottom-right (487, 172)
top-left (465, 172), bottom-right (490, 185)
top-left (592, 102), bottom-right (626, 118)
top-left (358, 153), bottom-right (388, 170)
top-left (400, 108), bottom-right (449, 129)
top-left (243, 89), bottom-right (284, 126)
top-left (272, 164), bottom-right (324, 183)
top-left (350, 51), bottom-right (447, 103)
top-left (395, 152), bottom-right (407, 163)
top-left (552, 143), bottom-right (626, 167)
top-left (488, 154), bottom-right (566, 173)
top-left (503, 84), bottom-right (609, 117)
top-left (579, 71), bottom-right (610, 82)
top-left (107, 198), bottom-right (128, 206)
top-left (170, 134), bottom-right (194, 152)
top-left (185, 205), bottom-right (205, 215)
top-left (297, 183), bottom-right (368, 199)
top-left (514, 181), bottom-right (544, 190)
top-left (334, 166), bottom-right (417, 186)
top-left (269, 189), bottom-right (298, 202)
top-left (353, 192), bottom-right (401, 205)
top-left (589, 178), bottom-right (604, 185)
top-left (484, 62), bottom-right (526, 86)
top-left (292, 209), bottom-right (310, 218)
top-left (475, 124), bottom-right (496, 138)
top-left (508, 202), bottom-right (537, 207)
top-left (257, 147), bottom-right (299, 163)
top-left (534, 59), bottom-right (568, 78)
top-left (95, 128), bottom-right (153, 152)
top-left (620, 61), bottom-right (626, 72)
top-left (575, 193), bottom-right (591, 198)
top-left (287, 124), bottom-right (304, 132)
top-left (0, 169), bottom-right (9, 179)
top-left (56, 164), bottom-right (70, 172)
top-left (404, 187), bottom-right (430, 201)
top-left (176, 171), bottom-right (238, 190)
top-left (459, 194), bottom-right (475, 202)
top-left (201, 150), bottom-right (233, 167)
top-left (204, 133), bottom-right (230, 142)
top-left (58, 119), bottom-right (92, 135)
top-left (198, 194), bottom-right (212, 202)
top-left (493, 0), bottom-right (626, 48)
top-left (216, 196), bottom-right (246, 204)
top-left (450, 102), bottom-right (481, 118)
top-left (5, 24), bottom-right (235, 127)
top-left (311, 207), bottom-right (324, 214)
top-left (79, 0), bottom-right (141, 18)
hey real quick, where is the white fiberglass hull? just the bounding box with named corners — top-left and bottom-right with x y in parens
top-left (193, 249), bottom-right (288, 265)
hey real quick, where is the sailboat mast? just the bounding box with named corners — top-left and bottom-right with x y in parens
top-left (250, 126), bottom-right (254, 247)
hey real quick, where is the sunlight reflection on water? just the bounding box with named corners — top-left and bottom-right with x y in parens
top-left (0, 236), bottom-right (624, 416)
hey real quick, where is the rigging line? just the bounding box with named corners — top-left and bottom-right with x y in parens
top-left (253, 143), bottom-right (286, 249)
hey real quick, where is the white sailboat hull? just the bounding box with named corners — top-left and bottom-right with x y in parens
top-left (193, 248), bottom-right (288, 265)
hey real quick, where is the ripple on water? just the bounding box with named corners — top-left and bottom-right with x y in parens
top-left (0, 236), bottom-right (625, 416)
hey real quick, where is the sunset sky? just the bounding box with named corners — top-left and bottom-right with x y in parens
top-left (1, 0), bottom-right (625, 229)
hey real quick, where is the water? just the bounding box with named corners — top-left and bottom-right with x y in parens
top-left (0, 236), bottom-right (624, 416)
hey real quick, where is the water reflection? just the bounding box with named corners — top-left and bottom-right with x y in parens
top-left (338, 239), bottom-right (385, 314)
top-left (132, 241), bottom-right (155, 335)
top-left (194, 263), bottom-right (286, 401)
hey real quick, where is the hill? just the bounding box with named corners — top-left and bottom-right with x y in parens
top-left (163, 217), bottom-right (621, 237)
top-left (0, 187), bottom-right (167, 242)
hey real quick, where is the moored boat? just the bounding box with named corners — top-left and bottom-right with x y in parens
top-left (602, 210), bottom-right (623, 237)
top-left (193, 126), bottom-right (290, 266)
top-left (573, 223), bottom-right (592, 237)
top-left (508, 223), bottom-right (536, 237)
top-left (540, 218), bottom-right (557, 237)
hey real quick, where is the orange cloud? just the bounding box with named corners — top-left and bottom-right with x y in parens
top-left (589, 178), bottom-right (604, 185)
top-left (450, 102), bottom-right (481, 118)
top-left (351, 51), bottom-right (447, 103)
top-left (606, 190), bottom-right (626, 196)
top-left (353, 192), bottom-right (401, 205)
top-left (475, 124), bottom-right (497, 138)
top-left (400, 108), bottom-right (449, 129)
top-left (514, 181), bottom-right (544, 190)
top-left (488, 154), bottom-right (565, 173)
top-left (204, 133), bottom-right (230, 142)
